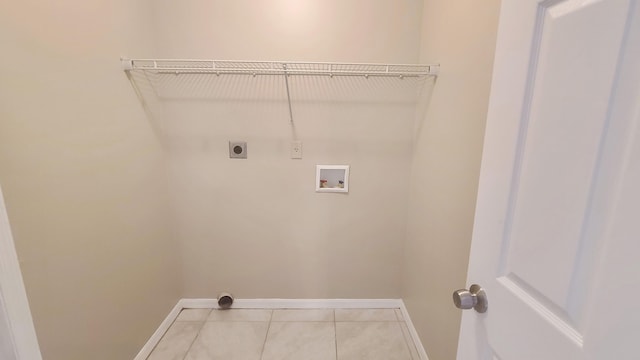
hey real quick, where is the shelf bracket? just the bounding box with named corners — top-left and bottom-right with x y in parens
top-left (282, 64), bottom-right (295, 126)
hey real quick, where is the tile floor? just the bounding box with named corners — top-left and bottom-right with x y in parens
top-left (147, 308), bottom-right (421, 360)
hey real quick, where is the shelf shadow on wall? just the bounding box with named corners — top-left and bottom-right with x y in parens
top-left (124, 69), bottom-right (437, 147)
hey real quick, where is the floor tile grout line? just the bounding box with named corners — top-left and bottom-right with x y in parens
top-left (180, 309), bottom-right (211, 360)
top-left (395, 307), bottom-right (402, 321)
top-left (145, 317), bottom-right (178, 359)
top-left (398, 320), bottom-right (417, 360)
top-left (179, 309), bottom-right (212, 360)
top-left (259, 309), bottom-right (274, 360)
top-left (407, 321), bottom-right (421, 360)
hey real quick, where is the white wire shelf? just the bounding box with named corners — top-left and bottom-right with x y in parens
top-left (121, 58), bottom-right (439, 78)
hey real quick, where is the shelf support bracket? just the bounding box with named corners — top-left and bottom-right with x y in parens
top-left (283, 64), bottom-right (295, 126)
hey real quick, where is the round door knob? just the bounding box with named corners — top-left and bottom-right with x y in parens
top-left (452, 284), bottom-right (488, 313)
top-left (453, 289), bottom-right (477, 309)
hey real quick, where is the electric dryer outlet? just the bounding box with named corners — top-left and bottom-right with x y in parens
top-left (229, 141), bottom-right (247, 159)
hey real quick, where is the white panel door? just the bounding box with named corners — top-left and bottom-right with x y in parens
top-left (457, 0), bottom-right (640, 359)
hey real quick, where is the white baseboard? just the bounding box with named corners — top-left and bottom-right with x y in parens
top-left (400, 300), bottom-right (430, 360)
top-left (180, 298), bottom-right (403, 309)
top-left (134, 298), bottom-right (428, 360)
top-left (133, 301), bottom-right (183, 360)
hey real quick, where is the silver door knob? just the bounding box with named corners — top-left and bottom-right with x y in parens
top-left (452, 284), bottom-right (488, 313)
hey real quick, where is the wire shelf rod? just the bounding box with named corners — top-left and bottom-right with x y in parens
top-left (121, 58), bottom-right (439, 77)
top-left (124, 58), bottom-right (438, 69)
top-left (152, 71), bottom-right (428, 78)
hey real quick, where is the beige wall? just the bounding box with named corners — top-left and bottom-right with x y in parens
top-left (153, 0), bottom-right (423, 62)
top-left (0, 1), bottom-right (180, 359)
top-left (152, 0), bottom-right (425, 298)
top-left (402, 1), bottom-right (501, 359)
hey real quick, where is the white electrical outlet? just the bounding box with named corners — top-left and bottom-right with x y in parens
top-left (291, 141), bottom-right (303, 159)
